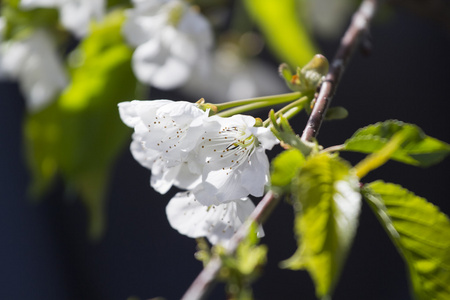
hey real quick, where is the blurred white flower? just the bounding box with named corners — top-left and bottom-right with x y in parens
top-left (187, 114), bottom-right (278, 205)
top-left (166, 191), bottom-right (264, 245)
top-left (182, 43), bottom-right (288, 102)
top-left (123, 0), bottom-right (213, 90)
top-left (20, 0), bottom-right (105, 38)
top-left (118, 99), bottom-right (207, 193)
top-left (1, 29), bottom-right (68, 112)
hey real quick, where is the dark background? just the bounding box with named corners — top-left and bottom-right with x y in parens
top-left (1, 7), bottom-right (449, 300)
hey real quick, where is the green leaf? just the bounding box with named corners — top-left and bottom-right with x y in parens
top-left (343, 120), bottom-right (450, 167)
top-left (281, 153), bottom-right (361, 299)
top-left (363, 181), bottom-right (450, 300)
top-left (217, 223), bottom-right (267, 300)
top-left (24, 10), bottom-right (138, 239)
top-left (269, 110), bottom-right (314, 156)
top-left (270, 148), bottom-right (305, 194)
top-left (243, 0), bottom-right (317, 67)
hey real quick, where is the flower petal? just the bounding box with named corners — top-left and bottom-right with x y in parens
top-left (166, 192), bottom-right (263, 245)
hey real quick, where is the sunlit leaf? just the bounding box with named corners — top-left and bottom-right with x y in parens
top-left (24, 10), bottom-right (139, 239)
top-left (281, 153), bottom-right (361, 299)
top-left (363, 181), bottom-right (450, 300)
top-left (270, 148), bottom-right (305, 194)
top-left (343, 120), bottom-right (450, 167)
top-left (243, 0), bottom-right (318, 67)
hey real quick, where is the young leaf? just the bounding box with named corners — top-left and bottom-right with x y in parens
top-left (270, 148), bottom-right (305, 194)
top-left (363, 181), bottom-right (450, 300)
top-left (269, 110), bottom-right (313, 156)
top-left (243, 0), bottom-right (317, 67)
top-left (343, 120), bottom-right (450, 167)
top-left (281, 153), bottom-right (361, 299)
top-left (216, 223), bottom-right (267, 300)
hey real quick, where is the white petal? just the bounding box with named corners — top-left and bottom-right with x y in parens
top-left (59, 0), bottom-right (105, 38)
top-left (166, 192), bottom-right (263, 245)
top-left (2, 30), bottom-right (68, 112)
top-left (19, 0), bottom-right (59, 9)
top-left (132, 38), bottom-right (192, 89)
top-left (252, 126), bottom-right (279, 150)
top-left (118, 99), bottom-right (172, 128)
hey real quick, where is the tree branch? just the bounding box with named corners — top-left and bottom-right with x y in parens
top-left (181, 0), bottom-right (379, 299)
top-left (301, 0), bottom-right (378, 142)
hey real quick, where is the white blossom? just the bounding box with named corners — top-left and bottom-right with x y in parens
top-left (182, 44), bottom-right (288, 102)
top-left (122, 0), bottom-right (213, 90)
top-left (118, 99), bottom-right (207, 193)
top-left (166, 191), bottom-right (264, 245)
top-left (20, 0), bottom-right (105, 38)
top-left (186, 114), bottom-right (278, 205)
top-left (1, 29), bottom-right (68, 112)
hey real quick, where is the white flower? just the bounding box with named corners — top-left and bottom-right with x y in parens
top-left (166, 191), bottom-right (264, 245)
top-left (1, 29), bottom-right (68, 112)
top-left (182, 43), bottom-right (288, 102)
top-left (118, 99), bottom-right (207, 193)
top-left (20, 0), bottom-right (105, 38)
top-left (187, 114), bottom-right (278, 205)
top-left (122, 0), bottom-right (213, 90)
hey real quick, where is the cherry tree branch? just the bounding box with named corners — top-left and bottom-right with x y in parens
top-left (181, 0), bottom-right (379, 299)
top-left (301, 0), bottom-right (378, 142)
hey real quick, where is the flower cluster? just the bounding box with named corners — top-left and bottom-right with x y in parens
top-left (0, 26), bottom-right (68, 112)
top-left (122, 0), bottom-right (213, 90)
top-left (119, 100), bottom-right (278, 244)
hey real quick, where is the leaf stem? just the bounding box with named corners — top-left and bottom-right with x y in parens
top-left (215, 92), bottom-right (302, 113)
top-left (263, 96), bottom-right (309, 127)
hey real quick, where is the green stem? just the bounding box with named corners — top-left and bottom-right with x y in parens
top-left (215, 92), bottom-right (302, 112)
top-left (263, 96), bottom-right (309, 127)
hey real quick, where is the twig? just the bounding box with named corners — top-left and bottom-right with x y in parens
top-left (181, 0), bottom-right (379, 299)
top-left (301, 0), bottom-right (378, 142)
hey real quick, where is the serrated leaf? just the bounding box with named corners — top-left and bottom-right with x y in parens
top-left (363, 181), bottom-right (450, 300)
top-left (270, 148), bottom-right (305, 193)
top-left (243, 0), bottom-right (317, 67)
top-left (281, 153), bottom-right (361, 299)
top-left (24, 10), bottom-right (138, 239)
top-left (344, 120), bottom-right (450, 167)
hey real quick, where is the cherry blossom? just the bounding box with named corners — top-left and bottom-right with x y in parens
top-left (186, 114), bottom-right (279, 205)
top-left (166, 191), bottom-right (264, 245)
top-left (0, 29), bottom-right (68, 112)
top-left (122, 0), bottom-right (213, 90)
top-left (118, 99), bottom-right (207, 193)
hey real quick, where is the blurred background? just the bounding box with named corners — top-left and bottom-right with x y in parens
top-left (1, 1), bottom-right (450, 300)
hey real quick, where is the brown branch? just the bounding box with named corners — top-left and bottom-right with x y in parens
top-left (181, 0), bottom-right (379, 299)
top-left (301, 0), bottom-right (378, 142)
